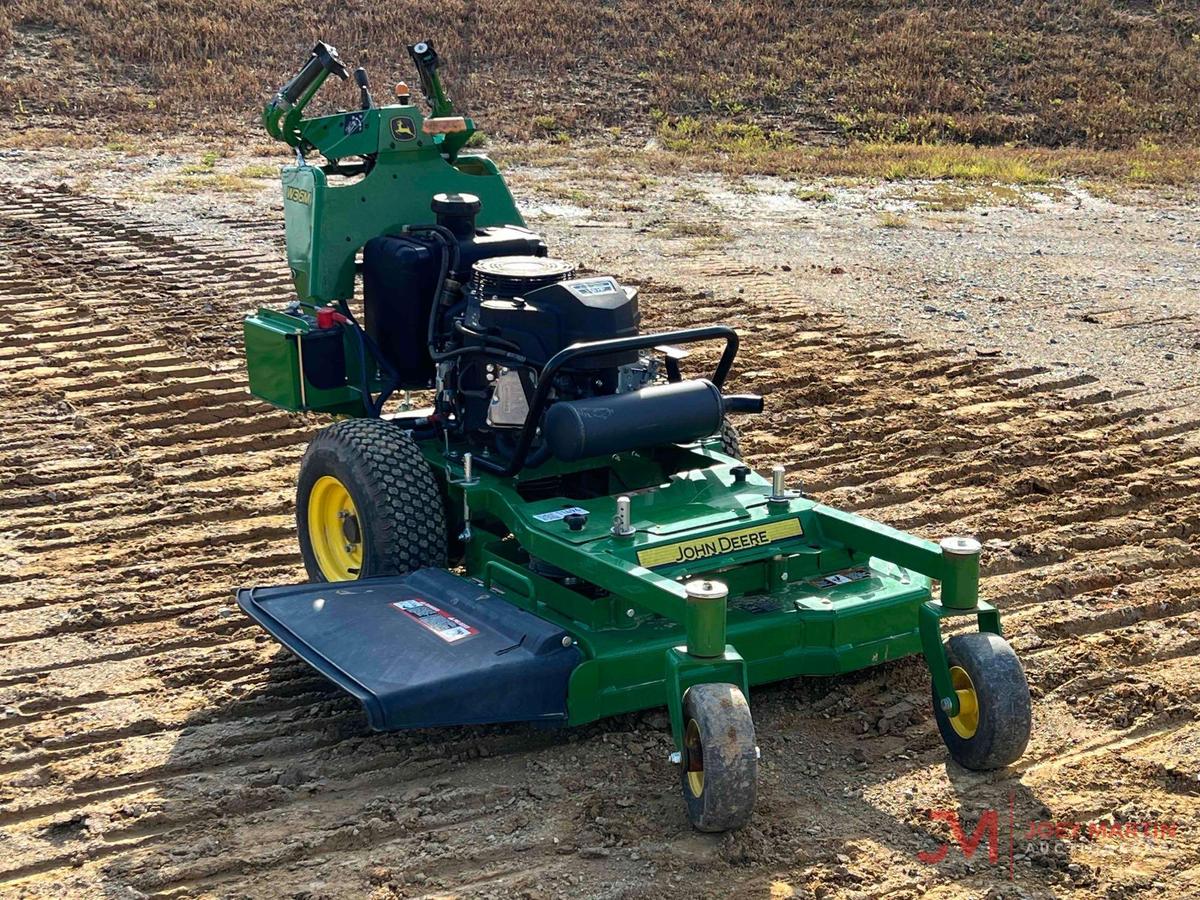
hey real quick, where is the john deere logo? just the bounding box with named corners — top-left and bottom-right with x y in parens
top-left (636, 518), bottom-right (804, 568)
top-left (285, 186), bottom-right (312, 205)
top-left (390, 116), bottom-right (416, 142)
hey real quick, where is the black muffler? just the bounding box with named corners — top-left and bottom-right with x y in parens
top-left (543, 378), bottom-right (725, 462)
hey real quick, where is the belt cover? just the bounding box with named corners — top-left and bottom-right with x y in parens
top-left (237, 568), bottom-right (581, 730)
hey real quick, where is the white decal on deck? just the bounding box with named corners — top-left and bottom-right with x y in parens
top-left (393, 597), bottom-right (479, 643)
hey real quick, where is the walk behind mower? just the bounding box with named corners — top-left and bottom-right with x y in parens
top-left (238, 40), bottom-right (1032, 831)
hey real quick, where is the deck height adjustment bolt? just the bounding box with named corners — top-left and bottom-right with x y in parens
top-left (461, 452), bottom-right (478, 486)
top-left (769, 464), bottom-right (794, 503)
top-left (611, 495), bottom-right (636, 537)
top-left (940, 697), bottom-right (954, 712)
top-left (685, 580), bottom-right (729, 601)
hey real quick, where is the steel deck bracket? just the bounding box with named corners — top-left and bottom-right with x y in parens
top-left (919, 599), bottom-right (1002, 718)
top-left (664, 645), bottom-right (749, 752)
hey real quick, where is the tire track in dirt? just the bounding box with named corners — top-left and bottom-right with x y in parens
top-left (0, 187), bottom-right (1196, 898)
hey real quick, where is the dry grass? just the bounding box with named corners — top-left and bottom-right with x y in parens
top-left (2, 1), bottom-right (1199, 153)
top-left (907, 183), bottom-right (1031, 211)
top-left (793, 186), bottom-right (834, 203)
top-left (154, 172), bottom-right (260, 192)
top-left (238, 162), bottom-right (278, 178)
top-left (0, 126), bottom-right (104, 149)
top-left (647, 136), bottom-right (1200, 186)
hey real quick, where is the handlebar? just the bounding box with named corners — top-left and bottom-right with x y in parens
top-left (406, 41), bottom-right (453, 118)
top-left (282, 41), bottom-right (348, 104)
top-left (263, 36), bottom-right (467, 157)
top-left (264, 41), bottom-right (349, 143)
top-left (354, 67), bottom-right (374, 109)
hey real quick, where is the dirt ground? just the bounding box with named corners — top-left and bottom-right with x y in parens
top-left (1, 143), bottom-right (1198, 899)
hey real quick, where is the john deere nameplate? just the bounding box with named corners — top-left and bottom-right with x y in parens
top-left (637, 518), bottom-right (804, 568)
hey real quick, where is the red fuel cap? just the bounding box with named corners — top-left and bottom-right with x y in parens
top-left (316, 307), bottom-right (348, 329)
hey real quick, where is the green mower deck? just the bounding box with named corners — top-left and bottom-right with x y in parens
top-left (433, 437), bottom-right (998, 743)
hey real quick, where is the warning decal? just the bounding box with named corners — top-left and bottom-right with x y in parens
top-left (636, 517), bottom-right (804, 568)
top-left (392, 596), bottom-right (479, 643)
top-left (533, 506), bottom-right (589, 523)
top-left (807, 567), bottom-right (871, 589)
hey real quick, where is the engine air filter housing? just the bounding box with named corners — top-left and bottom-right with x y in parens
top-left (472, 255), bottom-right (576, 301)
top-left (471, 259), bottom-right (641, 369)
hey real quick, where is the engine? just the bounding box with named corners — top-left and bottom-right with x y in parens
top-left (362, 192), bottom-right (662, 462)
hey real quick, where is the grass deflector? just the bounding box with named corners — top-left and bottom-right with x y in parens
top-left (239, 40), bottom-right (1032, 831)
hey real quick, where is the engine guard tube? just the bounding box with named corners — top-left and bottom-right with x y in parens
top-left (473, 325), bottom-right (738, 477)
top-left (543, 379), bottom-right (723, 462)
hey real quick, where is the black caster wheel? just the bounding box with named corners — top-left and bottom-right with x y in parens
top-left (932, 632), bottom-right (1032, 770)
top-left (679, 682), bottom-right (757, 832)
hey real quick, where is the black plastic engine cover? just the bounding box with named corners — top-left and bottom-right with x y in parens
top-left (474, 276), bottom-right (640, 368)
top-left (363, 225), bottom-right (546, 387)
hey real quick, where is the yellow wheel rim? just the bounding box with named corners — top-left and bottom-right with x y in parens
top-left (307, 475), bottom-right (364, 581)
top-left (684, 718), bottom-right (705, 797)
top-left (948, 665), bottom-right (980, 739)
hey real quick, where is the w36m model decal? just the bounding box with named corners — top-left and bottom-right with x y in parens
top-left (636, 518), bottom-right (804, 568)
top-left (284, 186), bottom-right (312, 205)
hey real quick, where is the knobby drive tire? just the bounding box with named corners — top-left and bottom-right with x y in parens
top-left (932, 632), bottom-right (1032, 770)
top-left (680, 682), bottom-right (757, 832)
top-left (297, 418), bottom-right (447, 582)
top-left (719, 417), bottom-right (742, 460)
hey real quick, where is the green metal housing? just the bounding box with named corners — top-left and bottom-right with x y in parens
top-left (243, 308), bottom-right (372, 414)
top-left (278, 115), bottom-right (522, 306)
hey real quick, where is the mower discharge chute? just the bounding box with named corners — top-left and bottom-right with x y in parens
top-left (239, 40), bottom-right (1032, 832)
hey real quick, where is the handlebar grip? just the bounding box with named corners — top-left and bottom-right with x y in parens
top-left (408, 41), bottom-right (438, 68)
top-left (354, 66), bottom-right (374, 109)
top-left (281, 41), bottom-right (349, 105)
top-left (407, 40), bottom-right (445, 112)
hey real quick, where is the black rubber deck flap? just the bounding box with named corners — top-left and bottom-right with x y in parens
top-left (237, 568), bottom-right (581, 730)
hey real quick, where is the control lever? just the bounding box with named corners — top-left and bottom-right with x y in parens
top-left (406, 40), bottom-right (452, 118)
top-left (264, 40), bottom-right (350, 144)
top-left (354, 67), bottom-right (374, 109)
